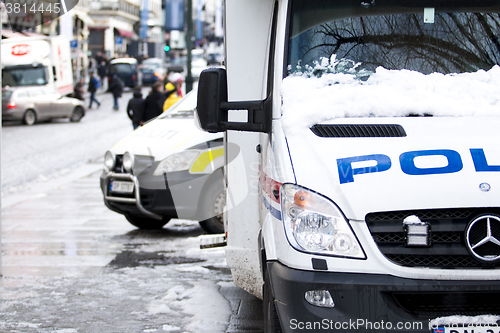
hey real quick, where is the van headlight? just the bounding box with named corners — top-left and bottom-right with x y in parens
top-left (153, 151), bottom-right (199, 175)
top-left (281, 184), bottom-right (365, 258)
top-left (104, 151), bottom-right (115, 171)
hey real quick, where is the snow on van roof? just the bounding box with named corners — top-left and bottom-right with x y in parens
top-left (281, 56), bottom-right (500, 135)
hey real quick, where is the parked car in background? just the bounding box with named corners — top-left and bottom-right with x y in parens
top-left (191, 49), bottom-right (209, 79)
top-left (139, 66), bottom-right (161, 85)
top-left (109, 58), bottom-right (141, 88)
top-left (166, 56), bottom-right (187, 74)
top-left (206, 52), bottom-right (223, 65)
top-left (2, 86), bottom-right (85, 125)
top-left (166, 50), bottom-right (213, 79)
top-left (100, 87), bottom-right (225, 233)
top-left (142, 57), bottom-right (166, 77)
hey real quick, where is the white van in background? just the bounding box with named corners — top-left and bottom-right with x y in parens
top-left (2, 36), bottom-right (73, 96)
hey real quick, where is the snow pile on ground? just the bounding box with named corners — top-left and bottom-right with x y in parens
top-left (281, 56), bottom-right (500, 135)
top-left (148, 281), bottom-right (231, 332)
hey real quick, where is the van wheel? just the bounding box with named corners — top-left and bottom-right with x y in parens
top-left (125, 215), bottom-right (170, 229)
top-left (264, 267), bottom-right (283, 333)
top-left (198, 181), bottom-right (225, 234)
top-left (23, 110), bottom-right (36, 125)
top-left (70, 106), bottom-right (84, 122)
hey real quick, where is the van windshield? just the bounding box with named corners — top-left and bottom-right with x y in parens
top-left (2, 65), bottom-right (47, 87)
top-left (288, 0), bottom-right (500, 77)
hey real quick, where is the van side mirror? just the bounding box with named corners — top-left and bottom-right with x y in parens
top-left (196, 68), bottom-right (271, 133)
top-left (196, 68), bottom-right (228, 133)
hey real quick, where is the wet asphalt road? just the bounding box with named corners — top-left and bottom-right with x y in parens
top-left (0, 161), bottom-right (264, 333)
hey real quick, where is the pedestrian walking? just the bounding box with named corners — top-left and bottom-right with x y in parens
top-left (142, 81), bottom-right (164, 124)
top-left (97, 61), bottom-right (107, 91)
top-left (73, 78), bottom-right (85, 101)
top-left (162, 73), bottom-right (184, 112)
top-left (109, 74), bottom-right (124, 110)
top-left (127, 86), bottom-right (145, 130)
top-left (88, 72), bottom-right (101, 109)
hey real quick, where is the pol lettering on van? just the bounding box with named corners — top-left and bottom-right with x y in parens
top-left (337, 148), bottom-right (500, 184)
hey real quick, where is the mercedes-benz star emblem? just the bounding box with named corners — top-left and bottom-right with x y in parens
top-left (466, 215), bottom-right (500, 262)
top-left (479, 182), bottom-right (491, 192)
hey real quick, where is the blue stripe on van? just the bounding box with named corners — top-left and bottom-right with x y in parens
top-left (262, 195), bottom-right (281, 220)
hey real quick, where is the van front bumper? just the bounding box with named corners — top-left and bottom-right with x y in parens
top-left (267, 261), bottom-right (500, 333)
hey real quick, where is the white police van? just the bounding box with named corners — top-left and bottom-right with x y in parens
top-left (196, 0), bottom-right (500, 332)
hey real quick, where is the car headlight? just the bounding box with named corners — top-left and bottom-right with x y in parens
top-left (153, 151), bottom-right (200, 175)
top-left (104, 151), bottom-right (115, 171)
top-left (281, 184), bottom-right (365, 258)
top-left (122, 152), bottom-right (134, 173)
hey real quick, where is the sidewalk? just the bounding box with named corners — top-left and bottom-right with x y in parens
top-left (1, 162), bottom-right (263, 333)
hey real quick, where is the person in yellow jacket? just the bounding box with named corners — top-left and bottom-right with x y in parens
top-left (163, 73), bottom-right (184, 112)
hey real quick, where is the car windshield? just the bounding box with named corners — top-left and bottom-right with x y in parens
top-left (142, 60), bottom-right (162, 69)
top-left (141, 67), bottom-right (156, 73)
top-left (280, 0), bottom-right (500, 131)
top-left (161, 90), bottom-right (197, 118)
top-left (110, 63), bottom-right (134, 74)
top-left (2, 65), bottom-right (47, 87)
top-left (2, 91), bottom-right (12, 99)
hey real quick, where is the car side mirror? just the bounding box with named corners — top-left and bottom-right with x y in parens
top-left (196, 68), bottom-right (271, 133)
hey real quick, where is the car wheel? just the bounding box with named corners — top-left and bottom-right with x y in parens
top-left (70, 106), bottom-right (84, 122)
top-left (23, 109), bottom-right (36, 125)
top-left (125, 215), bottom-right (171, 230)
top-left (263, 266), bottom-right (283, 333)
top-left (198, 180), bottom-right (225, 234)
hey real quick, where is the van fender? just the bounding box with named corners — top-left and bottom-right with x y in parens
top-left (261, 211), bottom-right (278, 265)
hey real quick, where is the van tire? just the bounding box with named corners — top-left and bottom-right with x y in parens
top-left (125, 214), bottom-right (170, 229)
top-left (263, 266), bottom-right (283, 333)
top-left (23, 109), bottom-right (36, 125)
top-left (70, 106), bottom-right (84, 122)
top-left (198, 180), bottom-right (225, 234)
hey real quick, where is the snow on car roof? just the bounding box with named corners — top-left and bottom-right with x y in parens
top-left (110, 58), bottom-right (138, 64)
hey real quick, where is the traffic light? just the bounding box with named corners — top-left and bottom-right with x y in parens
top-left (164, 45), bottom-right (170, 52)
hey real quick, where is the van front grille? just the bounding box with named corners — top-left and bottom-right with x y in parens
top-left (366, 208), bottom-right (500, 268)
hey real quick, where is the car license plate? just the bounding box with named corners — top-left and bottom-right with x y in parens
top-left (433, 327), bottom-right (500, 333)
top-left (110, 180), bottom-right (134, 193)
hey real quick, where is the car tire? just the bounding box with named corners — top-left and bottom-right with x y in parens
top-left (70, 106), bottom-right (84, 122)
top-left (125, 214), bottom-right (171, 230)
top-left (263, 265), bottom-right (283, 333)
top-left (198, 180), bottom-right (225, 234)
top-left (23, 109), bottom-right (36, 125)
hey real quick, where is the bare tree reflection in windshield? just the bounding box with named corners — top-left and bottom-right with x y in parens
top-left (289, 11), bottom-right (500, 77)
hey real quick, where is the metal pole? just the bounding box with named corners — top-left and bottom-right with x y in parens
top-left (185, 0), bottom-right (193, 93)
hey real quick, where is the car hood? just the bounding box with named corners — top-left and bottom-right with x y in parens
top-left (285, 116), bottom-right (500, 221)
top-left (112, 116), bottom-right (222, 160)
